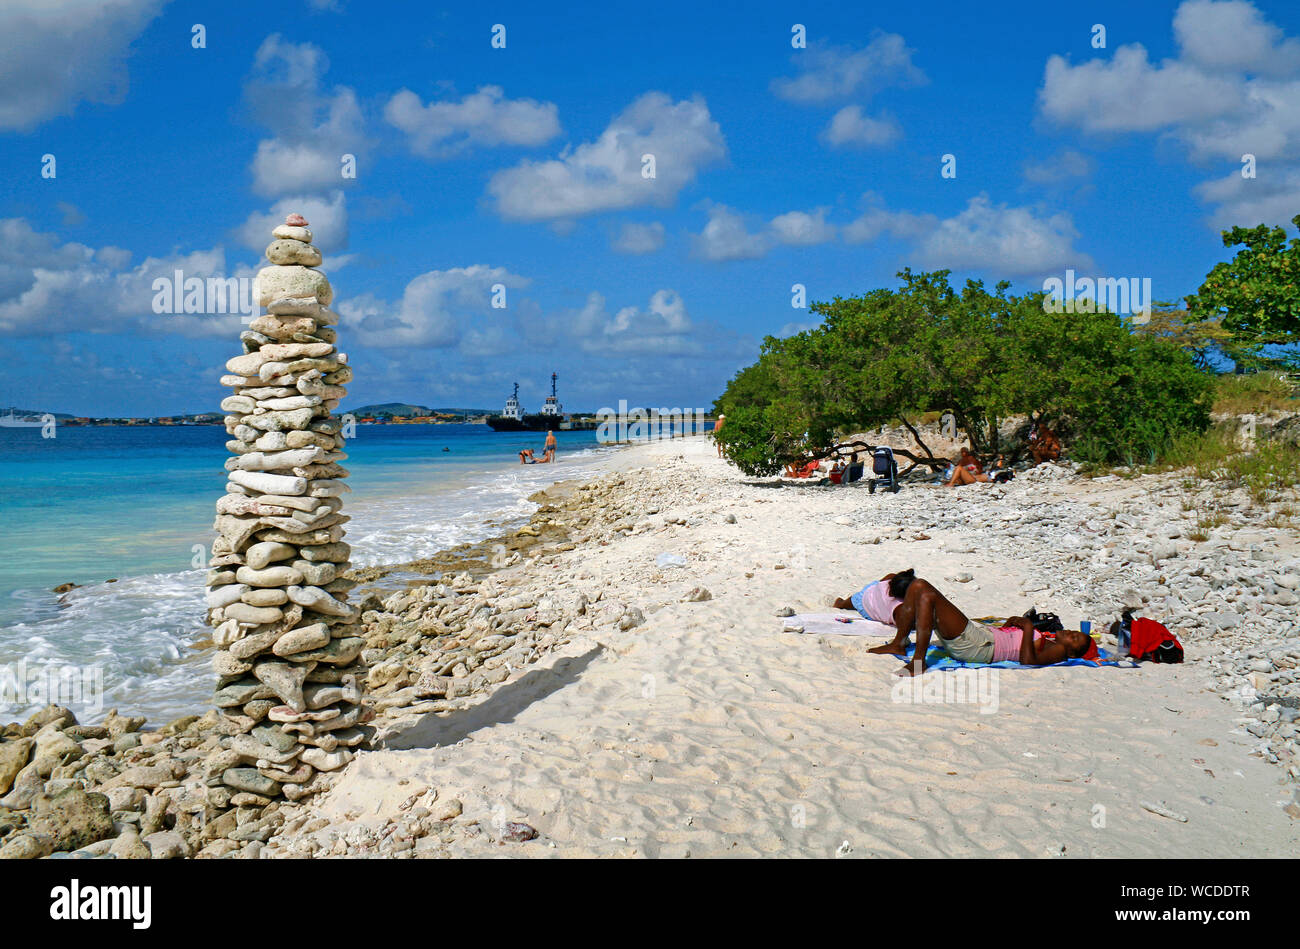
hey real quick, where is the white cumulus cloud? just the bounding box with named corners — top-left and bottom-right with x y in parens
top-left (0, 217), bottom-right (259, 339)
top-left (236, 192), bottom-right (350, 254)
top-left (692, 206), bottom-right (770, 261)
top-left (692, 205), bottom-right (836, 261)
top-left (563, 288), bottom-right (719, 356)
top-left (769, 208), bottom-right (836, 246)
top-left (1195, 167), bottom-right (1300, 229)
top-left (771, 34), bottom-right (926, 104)
top-left (1037, 1), bottom-right (1300, 228)
top-left (0, 0), bottom-right (165, 131)
top-left (822, 106), bottom-right (902, 147)
top-left (245, 35), bottom-right (368, 198)
top-left (612, 221), bottom-right (666, 255)
top-left (842, 200), bottom-right (937, 244)
top-left (384, 85), bottom-right (560, 156)
top-left (1173, 0), bottom-right (1300, 75)
top-left (915, 195), bottom-right (1092, 276)
top-left (1022, 149), bottom-right (1095, 185)
top-left (338, 265), bottom-right (529, 349)
top-left (487, 93), bottom-right (726, 221)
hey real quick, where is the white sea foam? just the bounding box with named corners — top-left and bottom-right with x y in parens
top-left (0, 443), bottom-right (623, 725)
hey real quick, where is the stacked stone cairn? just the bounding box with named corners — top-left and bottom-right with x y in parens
top-left (205, 213), bottom-right (369, 806)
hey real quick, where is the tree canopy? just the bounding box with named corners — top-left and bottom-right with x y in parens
top-left (1134, 301), bottom-right (1232, 371)
top-left (1187, 214), bottom-right (1300, 367)
top-left (713, 269), bottom-right (1213, 475)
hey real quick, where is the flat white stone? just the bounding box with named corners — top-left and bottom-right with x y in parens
top-left (272, 224), bottom-right (313, 243)
top-left (228, 469), bottom-right (308, 496)
top-left (255, 267), bottom-right (333, 307)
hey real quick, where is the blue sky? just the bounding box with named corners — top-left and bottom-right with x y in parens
top-left (2, 0), bottom-right (1299, 416)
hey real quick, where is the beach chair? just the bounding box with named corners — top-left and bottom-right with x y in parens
top-left (867, 446), bottom-right (900, 494)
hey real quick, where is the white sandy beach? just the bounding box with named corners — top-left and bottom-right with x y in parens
top-left (272, 435), bottom-right (1300, 858)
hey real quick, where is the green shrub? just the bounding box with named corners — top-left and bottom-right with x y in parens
top-left (1225, 440), bottom-right (1300, 502)
top-left (1212, 371), bottom-right (1298, 415)
top-left (715, 271), bottom-right (1216, 475)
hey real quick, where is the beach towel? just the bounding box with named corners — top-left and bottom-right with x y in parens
top-left (896, 641), bottom-right (1132, 670)
top-left (781, 613), bottom-right (894, 637)
top-left (780, 612), bottom-right (1133, 668)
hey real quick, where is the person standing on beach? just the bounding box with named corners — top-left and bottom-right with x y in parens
top-left (714, 413), bottom-right (726, 457)
top-left (545, 429), bottom-right (557, 459)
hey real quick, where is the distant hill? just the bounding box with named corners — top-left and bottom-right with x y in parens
top-left (350, 403), bottom-right (434, 417)
top-left (347, 403), bottom-right (493, 418)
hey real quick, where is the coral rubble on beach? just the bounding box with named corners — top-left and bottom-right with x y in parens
top-left (206, 215), bottom-right (367, 809)
top-left (1, 433), bottom-right (1298, 858)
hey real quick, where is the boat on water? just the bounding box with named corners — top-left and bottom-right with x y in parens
top-left (485, 374), bottom-right (566, 432)
top-left (0, 408), bottom-right (46, 428)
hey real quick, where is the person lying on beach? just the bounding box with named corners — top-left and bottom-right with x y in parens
top-left (832, 568), bottom-right (915, 625)
top-left (856, 574), bottom-right (1093, 675)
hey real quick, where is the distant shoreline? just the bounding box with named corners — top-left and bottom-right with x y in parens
top-left (0, 416), bottom-right (625, 428)
top-left (0, 417), bottom-right (504, 428)
top-left (0, 418), bottom-right (496, 428)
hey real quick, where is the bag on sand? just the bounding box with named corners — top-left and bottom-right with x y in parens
top-left (1023, 607), bottom-right (1064, 633)
top-left (1112, 610), bottom-right (1184, 663)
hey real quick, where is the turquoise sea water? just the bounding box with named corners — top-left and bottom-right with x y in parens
top-left (0, 423), bottom-right (617, 723)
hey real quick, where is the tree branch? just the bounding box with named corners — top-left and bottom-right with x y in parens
top-left (897, 414), bottom-right (939, 463)
top-left (829, 439), bottom-right (948, 471)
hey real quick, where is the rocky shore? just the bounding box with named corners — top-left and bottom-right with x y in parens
top-left (2, 430), bottom-right (1298, 858)
top-left (0, 473), bottom-right (607, 858)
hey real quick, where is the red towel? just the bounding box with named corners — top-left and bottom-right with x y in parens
top-left (1127, 617), bottom-right (1182, 662)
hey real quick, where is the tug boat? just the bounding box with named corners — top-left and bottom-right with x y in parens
top-left (485, 375), bottom-right (565, 432)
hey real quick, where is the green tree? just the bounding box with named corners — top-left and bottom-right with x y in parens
top-left (715, 270), bottom-right (1214, 474)
top-left (1188, 215), bottom-right (1300, 365)
top-left (1134, 300), bottom-right (1233, 370)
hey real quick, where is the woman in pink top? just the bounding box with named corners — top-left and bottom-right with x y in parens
top-left (990, 618), bottom-right (1093, 664)
top-left (992, 624), bottom-right (1045, 663)
top-left (832, 569), bottom-right (915, 626)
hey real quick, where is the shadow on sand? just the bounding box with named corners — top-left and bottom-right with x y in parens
top-left (377, 644), bottom-right (604, 752)
top-left (742, 478), bottom-right (834, 489)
